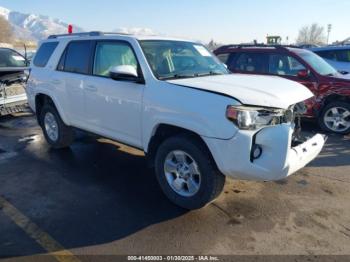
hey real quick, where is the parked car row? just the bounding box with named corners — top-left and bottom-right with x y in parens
top-left (214, 45), bottom-right (350, 134)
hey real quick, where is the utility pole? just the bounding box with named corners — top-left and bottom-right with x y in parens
top-left (327, 24), bottom-right (332, 45)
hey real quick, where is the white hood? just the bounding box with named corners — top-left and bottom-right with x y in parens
top-left (168, 74), bottom-right (313, 109)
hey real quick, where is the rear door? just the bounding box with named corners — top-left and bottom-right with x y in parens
top-left (54, 40), bottom-right (94, 128)
top-left (228, 52), bottom-right (269, 75)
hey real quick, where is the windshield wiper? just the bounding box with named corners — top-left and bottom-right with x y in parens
top-left (159, 71), bottom-right (224, 80)
top-left (159, 74), bottom-right (197, 80)
top-left (195, 71), bottom-right (224, 77)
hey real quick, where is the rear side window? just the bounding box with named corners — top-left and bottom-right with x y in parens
top-left (232, 53), bottom-right (268, 73)
top-left (33, 42), bottom-right (58, 67)
top-left (59, 41), bottom-right (93, 74)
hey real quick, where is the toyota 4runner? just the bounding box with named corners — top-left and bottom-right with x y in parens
top-left (26, 32), bottom-right (326, 209)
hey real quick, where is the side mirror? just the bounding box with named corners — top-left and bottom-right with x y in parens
top-left (297, 69), bottom-right (310, 79)
top-left (109, 65), bottom-right (139, 82)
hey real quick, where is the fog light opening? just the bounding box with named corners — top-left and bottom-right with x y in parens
top-left (251, 144), bottom-right (262, 160)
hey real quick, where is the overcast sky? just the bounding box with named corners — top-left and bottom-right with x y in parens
top-left (0, 0), bottom-right (349, 44)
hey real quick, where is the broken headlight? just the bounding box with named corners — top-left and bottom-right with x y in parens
top-left (226, 105), bottom-right (293, 130)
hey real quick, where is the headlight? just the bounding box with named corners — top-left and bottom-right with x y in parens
top-left (226, 105), bottom-right (293, 130)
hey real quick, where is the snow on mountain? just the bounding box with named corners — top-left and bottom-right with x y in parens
top-left (0, 6), bottom-right (159, 42)
top-left (0, 6), bottom-right (10, 19)
top-left (114, 27), bottom-right (157, 36)
top-left (0, 6), bottom-right (84, 41)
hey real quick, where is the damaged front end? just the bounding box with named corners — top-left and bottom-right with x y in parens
top-left (291, 101), bottom-right (328, 147)
top-left (0, 72), bottom-right (28, 116)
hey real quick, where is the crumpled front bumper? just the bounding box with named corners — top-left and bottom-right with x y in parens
top-left (203, 123), bottom-right (326, 181)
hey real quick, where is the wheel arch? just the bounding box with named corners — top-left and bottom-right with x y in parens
top-left (35, 93), bottom-right (70, 126)
top-left (146, 123), bottom-right (217, 169)
top-left (321, 94), bottom-right (350, 110)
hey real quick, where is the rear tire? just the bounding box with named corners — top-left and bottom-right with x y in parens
top-left (155, 134), bottom-right (225, 210)
top-left (319, 101), bottom-right (350, 135)
top-left (39, 103), bottom-right (74, 148)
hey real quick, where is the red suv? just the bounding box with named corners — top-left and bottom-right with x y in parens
top-left (214, 45), bottom-right (350, 134)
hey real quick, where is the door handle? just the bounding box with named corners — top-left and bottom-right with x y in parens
top-left (85, 85), bottom-right (97, 92)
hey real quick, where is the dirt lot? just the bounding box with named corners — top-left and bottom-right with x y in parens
top-left (0, 113), bottom-right (349, 261)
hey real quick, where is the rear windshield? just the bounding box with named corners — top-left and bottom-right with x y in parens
top-left (33, 42), bottom-right (59, 67)
top-left (0, 49), bottom-right (27, 68)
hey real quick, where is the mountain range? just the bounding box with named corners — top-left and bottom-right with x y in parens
top-left (0, 6), bottom-right (157, 42)
top-left (0, 6), bottom-right (84, 41)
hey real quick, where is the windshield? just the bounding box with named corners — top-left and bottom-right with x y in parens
top-left (139, 40), bottom-right (228, 80)
top-left (0, 49), bottom-right (27, 68)
top-left (298, 50), bottom-right (338, 76)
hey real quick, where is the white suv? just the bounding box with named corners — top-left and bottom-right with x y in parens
top-left (26, 32), bottom-right (326, 209)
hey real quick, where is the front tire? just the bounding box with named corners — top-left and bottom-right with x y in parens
top-left (155, 135), bottom-right (225, 210)
top-left (319, 101), bottom-right (350, 135)
top-left (40, 103), bottom-right (74, 148)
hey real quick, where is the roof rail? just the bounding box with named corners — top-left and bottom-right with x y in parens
top-left (215, 44), bottom-right (301, 52)
top-left (48, 31), bottom-right (132, 39)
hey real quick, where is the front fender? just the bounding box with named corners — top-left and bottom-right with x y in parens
top-left (142, 82), bottom-right (240, 151)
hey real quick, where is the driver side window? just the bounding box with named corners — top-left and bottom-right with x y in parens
top-left (93, 42), bottom-right (138, 77)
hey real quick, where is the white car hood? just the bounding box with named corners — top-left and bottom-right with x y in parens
top-left (167, 74), bottom-right (313, 109)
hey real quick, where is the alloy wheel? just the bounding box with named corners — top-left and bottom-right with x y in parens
top-left (163, 150), bottom-right (201, 197)
top-left (44, 112), bottom-right (59, 142)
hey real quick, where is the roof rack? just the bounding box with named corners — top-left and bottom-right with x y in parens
top-left (215, 44), bottom-right (301, 52)
top-left (48, 31), bottom-right (132, 39)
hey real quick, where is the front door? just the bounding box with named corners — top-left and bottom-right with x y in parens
top-left (84, 41), bottom-right (145, 148)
